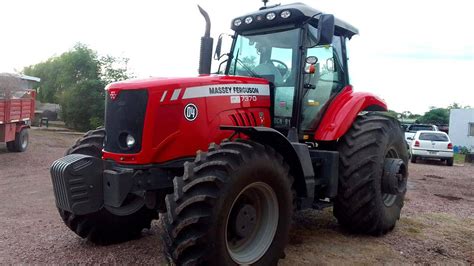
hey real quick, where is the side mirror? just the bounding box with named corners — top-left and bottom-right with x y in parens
top-left (304, 56), bottom-right (318, 74)
top-left (306, 56), bottom-right (318, 65)
top-left (316, 14), bottom-right (335, 45)
top-left (214, 35), bottom-right (223, 60)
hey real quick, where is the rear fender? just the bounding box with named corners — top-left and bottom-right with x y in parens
top-left (15, 123), bottom-right (29, 133)
top-left (315, 86), bottom-right (387, 141)
top-left (221, 126), bottom-right (315, 201)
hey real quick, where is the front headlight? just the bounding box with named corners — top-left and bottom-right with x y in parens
top-left (245, 16), bottom-right (253, 24)
top-left (266, 12), bottom-right (276, 20)
top-left (234, 19), bottom-right (242, 27)
top-left (126, 134), bottom-right (136, 148)
top-left (281, 10), bottom-right (291, 18)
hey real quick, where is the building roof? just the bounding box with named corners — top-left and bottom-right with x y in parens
top-left (20, 75), bottom-right (41, 83)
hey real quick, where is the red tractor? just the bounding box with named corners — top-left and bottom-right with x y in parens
top-left (50, 2), bottom-right (408, 265)
top-left (0, 73), bottom-right (38, 152)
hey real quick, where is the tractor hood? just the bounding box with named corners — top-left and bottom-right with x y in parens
top-left (102, 75), bottom-right (272, 165)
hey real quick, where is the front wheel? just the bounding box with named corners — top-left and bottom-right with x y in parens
top-left (58, 128), bottom-right (157, 245)
top-left (161, 139), bottom-right (293, 265)
top-left (334, 113), bottom-right (409, 235)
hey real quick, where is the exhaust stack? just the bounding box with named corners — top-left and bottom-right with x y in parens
top-left (197, 5), bottom-right (213, 75)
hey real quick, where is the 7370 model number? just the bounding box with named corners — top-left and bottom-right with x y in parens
top-left (230, 95), bottom-right (258, 104)
top-left (241, 95), bottom-right (257, 102)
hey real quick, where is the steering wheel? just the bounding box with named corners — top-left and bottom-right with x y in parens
top-left (270, 59), bottom-right (289, 77)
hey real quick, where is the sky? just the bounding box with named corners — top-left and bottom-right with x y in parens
top-left (1, 0), bottom-right (473, 114)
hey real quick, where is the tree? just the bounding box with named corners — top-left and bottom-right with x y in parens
top-left (385, 109), bottom-right (400, 119)
top-left (23, 43), bottom-right (133, 131)
top-left (100, 55), bottom-right (134, 85)
top-left (418, 108), bottom-right (449, 125)
top-left (60, 80), bottom-right (105, 131)
top-left (448, 102), bottom-right (471, 110)
top-left (23, 43), bottom-right (100, 103)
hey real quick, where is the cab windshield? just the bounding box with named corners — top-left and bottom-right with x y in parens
top-left (227, 26), bottom-right (346, 132)
top-left (228, 28), bottom-right (300, 129)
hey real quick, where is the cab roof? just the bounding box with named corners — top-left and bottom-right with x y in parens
top-left (231, 2), bottom-right (359, 39)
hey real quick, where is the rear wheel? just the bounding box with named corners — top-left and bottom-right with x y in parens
top-left (161, 139), bottom-right (293, 265)
top-left (411, 155), bottom-right (417, 163)
top-left (334, 113), bottom-right (408, 235)
top-left (58, 128), bottom-right (158, 245)
top-left (6, 128), bottom-right (29, 152)
top-left (446, 158), bottom-right (454, 166)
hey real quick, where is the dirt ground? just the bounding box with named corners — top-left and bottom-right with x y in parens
top-left (1, 129), bottom-right (473, 264)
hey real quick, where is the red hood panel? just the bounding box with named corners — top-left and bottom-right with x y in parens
top-left (102, 75), bottom-right (272, 164)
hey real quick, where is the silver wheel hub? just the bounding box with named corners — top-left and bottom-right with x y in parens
top-left (21, 134), bottom-right (28, 149)
top-left (234, 204), bottom-right (257, 238)
top-left (225, 182), bottom-right (279, 265)
top-left (382, 149), bottom-right (407, 206)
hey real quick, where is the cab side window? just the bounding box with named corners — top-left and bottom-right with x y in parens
top-left (300, 32), bottom-right (345, 131)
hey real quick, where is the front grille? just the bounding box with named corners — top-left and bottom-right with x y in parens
top-left (230, 111), bottom-right (258, 126)
top-left (104, 89), bottom-right (148, 154)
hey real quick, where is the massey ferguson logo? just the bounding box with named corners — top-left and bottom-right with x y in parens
top-left (108, 89), bottom-right (119, 100)
top-left (184, 103), bottom-right (198, 121)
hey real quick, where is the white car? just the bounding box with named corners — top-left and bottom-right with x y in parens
top-left (409, 130), bottom-right (454, 166)
top-left (404, 124), bottom-right (439, 146)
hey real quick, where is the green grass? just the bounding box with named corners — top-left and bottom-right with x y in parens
top-left (454, 153), bottom-right (465, 164)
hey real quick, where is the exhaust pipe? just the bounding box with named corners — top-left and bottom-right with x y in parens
top-left (197, 5), bottom-right (213, 75)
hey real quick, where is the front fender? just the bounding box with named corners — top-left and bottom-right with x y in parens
top-left (221, 126), bottom-right (314, 200)
top-left (315, 86), bottom-right (387, 141)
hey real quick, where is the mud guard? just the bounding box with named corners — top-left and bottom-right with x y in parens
top-left (315, 86), bottom-right (387, 141)
top-left (221, 126), bottom-right (315, 202)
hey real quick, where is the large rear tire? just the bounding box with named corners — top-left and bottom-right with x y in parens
top-left (334, 113), bottom-right (408, 235)
top-left (161, 139), bottom-right (293, 265)
top-left (58, 128), bottom-right (158, 245)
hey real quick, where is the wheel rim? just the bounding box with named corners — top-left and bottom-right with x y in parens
top-left (20, 133), bottom-right (28, 150)
top-left (225, 182), bottom-right (279, 264)
top-left (383, 148), bottom-right (400, 206)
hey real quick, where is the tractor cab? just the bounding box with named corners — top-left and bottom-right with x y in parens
top-left (222, 3), bottom-right (358, 135)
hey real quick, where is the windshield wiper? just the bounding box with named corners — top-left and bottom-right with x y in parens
top-left (232, 48), bottom-right (261, 78)
top-left (236, 59), bottom-right (261, 78)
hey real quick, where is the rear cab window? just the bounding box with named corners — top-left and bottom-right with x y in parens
top-left (418, 133), bottom-right (449, 141)
top-left (409, 125), bottom-right (434, 132)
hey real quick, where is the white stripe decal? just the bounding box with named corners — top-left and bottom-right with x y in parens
top-left (182, 83), bottom-right (270, 100)
top-left (170, 89), bottom-right (181, 101)
top-left (160, 91), bottom-right (168, 102)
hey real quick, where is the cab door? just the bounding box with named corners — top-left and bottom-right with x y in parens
top-left (300, 34), bottom-right (347, 133)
